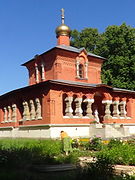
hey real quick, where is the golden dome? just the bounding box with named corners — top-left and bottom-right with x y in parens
top-left (55, 24), bottom-right (71, 38)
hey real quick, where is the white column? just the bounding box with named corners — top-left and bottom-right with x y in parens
top-left (23, 101), bottom-right (30, 120)
top-left (35, 64), bottom-right (39, 83)
top-left (102, 100), bottom-right (112, 120)
top-left (112, 101), bottom-right (120, 118)
top-left (64, 96), bottom-right (73, 118)
top-left (29, 100), bottom-right (36, 120)
top-left (119, 101), bottom-right (127, 118)
top-left (74, 98), bottom-right (83, 117)
top-left (41, 63), bottom-right (45, 81)
top-left (35, 98), bottom-right (42, 119)
top-left (7, 106), bottom-right (12, 122)
top-left (3, 107), bottom-right (8, 123)
top-left (12, 104), bottom-right (17, 122)
top-left (83, 98), bottom-right (94, 118)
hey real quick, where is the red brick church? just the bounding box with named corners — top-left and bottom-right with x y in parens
top-left (0, 9), bottom-right (135, 139)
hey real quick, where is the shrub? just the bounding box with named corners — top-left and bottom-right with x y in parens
top-left (107, 139), bottom-right (123, 149)
top-left (79, 141), bottom-right (90, 150)
top-left (76, 156), bottom-right (115, 180)
top-left (72, 138), bottom-right (80, 149)
top-left (127, 139), bottom-right (135, 145)
top-left (88, 137), bottom-right (103, 151)
top-left (96, 143), bottom-right (135, 165)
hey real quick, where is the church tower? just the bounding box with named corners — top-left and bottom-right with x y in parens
top-left (55, 8), bottom-right (71, 46)
top-left (22, 8), bottom-right (104, 86)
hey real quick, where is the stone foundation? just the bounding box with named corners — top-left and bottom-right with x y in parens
top-left (89, 123), bottom-right (135, 138)
top-left (0, 124), bottom-right (90, 139)
top-left (0, 123), bottom-right (134, 139)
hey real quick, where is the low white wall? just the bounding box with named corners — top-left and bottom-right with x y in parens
top-left (0, 124), bottom-right (90, 139)
top-left (0, 124), bottom-right (134, 139)
top-left (124, 124), bottom-right (135, 135)
top-left (50, 126), bottom-right (90, 139)
top-left (0, 128), bottom-right (12, 137)
top-left (89, 123), bottom-right (135, 138)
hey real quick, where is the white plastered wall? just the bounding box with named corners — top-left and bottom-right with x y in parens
top-left (0, 124), bottom-right (134, 139)
top-left (0, 124), bottom-right (90, 139)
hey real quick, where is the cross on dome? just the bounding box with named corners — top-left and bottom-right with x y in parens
top-left (61, 8), bottom-right (65, 24)
top-left (55, 8), bottom-right (71, 39)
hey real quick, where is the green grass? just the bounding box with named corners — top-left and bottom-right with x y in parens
top-left (95, 140), bottom-right (135, 165)
top-left (0, 138), bottom-right (134, 179)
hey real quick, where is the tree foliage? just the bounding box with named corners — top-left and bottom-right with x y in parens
top-left (71, 23), bottom-right (135, 90)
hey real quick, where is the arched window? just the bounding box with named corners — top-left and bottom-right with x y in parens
top-left (62, 93), bottom-right (68, 116)
top-left (81, 96), bottom-right (87, 116)
top-left (39, 65), bottom-right (42, 82)
top-left (72, 94), bottom-right (77, 116)
top-left (79, 64), bottom-right (84, 78)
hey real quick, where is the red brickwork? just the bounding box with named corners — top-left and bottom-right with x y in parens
top-left (23, 48), bottom-right (103, 86)
top-left (57, 36), bottom-right (70, 46)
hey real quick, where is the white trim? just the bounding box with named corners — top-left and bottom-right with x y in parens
top-left (84, 99), bottom-right (94, 103)
top-left (0, 126), bottom-right (13, 129)
top-left (19, 124), bottom-right (90, 128)
top-left (84, 62), bottom-right (88, 79)
top-left (63, 116), bottom-right (70, 118)
top-left (127, 117), bottom-right (131, 119)
top-left (120, 117), bottom-right (126, 119)
top-left (112, 101), bottom-right (119, 104)
top-left (73, 116), bottom-right (80, 118)
top-left (41, 63), bottom-right (45, 81)
top-left (102, 100), bottom-right (112, 103)
top-left (82, 116), bottom-right (90, 119)
top-left (35, 65), bottom-right (39, 83)
top-left (76, 60), bottom-right (79, 78)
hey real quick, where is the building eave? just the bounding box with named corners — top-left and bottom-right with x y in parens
top-left (113, 87), bottom-right (135, 94)
top-left (0, 81), bottom-right (49, 100)
top-left (56, 45), bottom-right (106, 60)
top-left (1, 79), bottom-right (135, 101)
top-left (21, 46), bottom-right (56, 66)
top-left (49, 79), bottom-right (98, 89)
top-left (0, 80), bottom-right (98, 100)
top-left (21, 45), bottom-right (106, 66)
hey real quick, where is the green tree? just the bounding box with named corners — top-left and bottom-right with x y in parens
top-left (71, 28), bottom-right (101, 52)
top-left (71, 23), bottom-right (135, 90)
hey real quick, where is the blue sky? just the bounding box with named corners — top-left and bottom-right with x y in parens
top-left (0, 0), bottom-right (135, 95)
